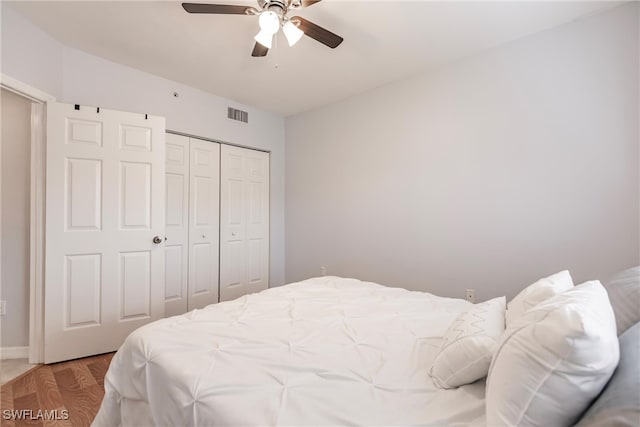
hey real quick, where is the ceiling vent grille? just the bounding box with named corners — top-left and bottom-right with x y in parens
top-left (227, 107), bottom-right (248, 124)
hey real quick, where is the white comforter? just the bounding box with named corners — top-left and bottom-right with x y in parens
top-left (93, 277), bottom-right (487, 426)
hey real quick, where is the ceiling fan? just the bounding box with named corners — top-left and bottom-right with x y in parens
top-left (182, 0), bottom-right (344, 57)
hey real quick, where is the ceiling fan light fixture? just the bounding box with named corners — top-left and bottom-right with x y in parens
top-left (254, 29), bottom-right (274, 48)
top-left (183, 1), bottom-right (345, 57)
top-left (283, 20), bottom-right (304, 46)
top-left (258, 10), bottom-right (280, 34)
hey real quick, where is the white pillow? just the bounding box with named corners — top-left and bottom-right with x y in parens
top-left (506, 270), bottom-right (573, 326)
top-left (429, 296), bottom-right (506, 389)
top-left (486, 281), bottom-right (619, 427)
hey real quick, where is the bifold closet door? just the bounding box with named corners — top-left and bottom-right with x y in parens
top-left (164, 134), bottom-right (190, 316)
top-left (187, 138), bottom-right (220, 309)
top-left (164, 135), bottom-right (220, 314)
top-left (220, 145), bottom-right (270, 302)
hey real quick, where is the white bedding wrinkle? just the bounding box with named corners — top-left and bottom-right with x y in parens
top-left (92, 276), bottom-right (487, 426)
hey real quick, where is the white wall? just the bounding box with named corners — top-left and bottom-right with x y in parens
top-left (0, 5), bottom-right (63, 98)
top-left (285, 3), bottom-right (639, 302)
top-left (1, 89), bottom-right (32, 347)
top-left (1, 3), bottom-right (286, 347)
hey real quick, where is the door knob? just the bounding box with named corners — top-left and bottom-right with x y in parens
top-left (152, 236), bottom-right (163, 244)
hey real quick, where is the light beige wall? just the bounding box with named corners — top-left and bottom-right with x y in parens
top-left (285, 3), bottom-right (639, 302)
top-left (1, 89), bottom-right (32, 347)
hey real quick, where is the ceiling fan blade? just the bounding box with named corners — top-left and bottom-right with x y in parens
top-left (251, 42), bottom-right (269, 57)
top-left (292, 16), bottom-right (343, 49)
top-left (182, 3), bottom-right (253, 14)
top-left (301, 0), bottom-right (322, 7)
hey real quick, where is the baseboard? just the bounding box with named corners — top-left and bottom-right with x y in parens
top-left (1, 346), bottom-right (29, 360)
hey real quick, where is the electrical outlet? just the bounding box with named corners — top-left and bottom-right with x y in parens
top-left (465, 289), bottom-right (475, 303)
top-left (0, 300), bottom-right (6, 316)
top-left (320, 266), bottom-right (327, 276)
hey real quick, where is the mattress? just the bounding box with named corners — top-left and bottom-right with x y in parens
top-left (93, 276), bottom-right (487, 426)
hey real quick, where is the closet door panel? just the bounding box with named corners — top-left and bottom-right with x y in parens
top-left (192, 242), bottom-right (213, 294)
top-left (188, 138), bottom-right (220, 309)
top-left (164, 134), bottom-right (189, 317)
top-left (220, 145), bottom-right (269, 302)
top-left (226, 179), bottom-right (245, 240)
top-left (245, 150), bottom-right (269, 294)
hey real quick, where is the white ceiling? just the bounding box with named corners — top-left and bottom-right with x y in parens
top-left (10, 1), bottom-right (620, 116)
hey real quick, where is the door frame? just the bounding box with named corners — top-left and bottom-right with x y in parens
top-left (1, 74), bottom-right (55, 363)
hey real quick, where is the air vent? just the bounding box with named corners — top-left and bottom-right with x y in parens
top-left (227, 107), bottom-right (248, 123)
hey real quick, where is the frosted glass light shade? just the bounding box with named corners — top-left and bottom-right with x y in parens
top-left (258, 11), bottom-right (280, 34)
top-left (254, 29), bottom-right (273, 48)
top-left (283, 21), bottom-right (303, 46)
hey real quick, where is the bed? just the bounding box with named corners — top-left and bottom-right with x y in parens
top-left (93, 271), bottom-right (639, 427)
top-left (92, 276), bottom-right (487, 426)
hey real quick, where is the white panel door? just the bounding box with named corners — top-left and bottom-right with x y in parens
top-left (220, 145), bottom-right (269, 302)
top-left (164, 133), bottom-right (189, 316)
top-left (45, 102), bottom-right (165, 363)
top-left (188, 138), bottom-right (220, 309)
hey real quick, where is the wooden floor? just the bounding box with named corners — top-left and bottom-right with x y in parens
top-left (0, 353), bottom-right (114, 427)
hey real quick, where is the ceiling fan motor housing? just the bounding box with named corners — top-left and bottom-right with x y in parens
top-left (259, 0), bottom-right (300, 12)
top-left (264, 0), bottom-right (287, 16)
